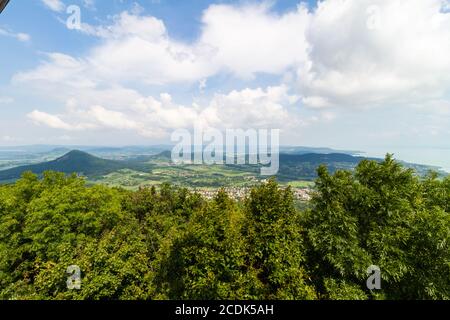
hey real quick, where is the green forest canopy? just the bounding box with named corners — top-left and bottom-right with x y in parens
top-left (0, 155), bottom-right (449, 300)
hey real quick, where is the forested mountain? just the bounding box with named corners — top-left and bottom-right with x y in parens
top-left (0, 150), bottom-right (129, 181)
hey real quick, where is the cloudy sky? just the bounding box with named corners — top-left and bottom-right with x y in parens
top-left (1, 0), bottom-right (450, 167)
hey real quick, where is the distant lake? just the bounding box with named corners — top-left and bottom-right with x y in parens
top-left (362, 147), bottom-right (450, 173)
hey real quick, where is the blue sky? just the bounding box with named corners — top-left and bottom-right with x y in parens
top-left (1, 0), bottom-right (450, 169)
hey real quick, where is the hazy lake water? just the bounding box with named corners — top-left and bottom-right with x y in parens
top-left (362, 147), bottom-right (450, 173)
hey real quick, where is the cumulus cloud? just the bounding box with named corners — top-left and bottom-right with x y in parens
top-left (19, 1), bottom-right (450, 109)
top-left (27, 110), bottom-right (78, 130)
top-left (298, 0), bottom-right (450, 109)
top-left (199, 2), bottom-right (310, 78)
top-left (0, 28), bottom-right (31, 42)
top-left (41, 0), bottom-right (65, 12)
top-left (87, 105), bottom-right (140, 130)
top-left (25, 86), bottom-right (304, 138)
top-left (71, 12), bottom-right (217, 85)
top-left (202, 86), bottom-right (300, 129)
top-left (83, 0), bottom-right (95, 10)
top-left (16, 3), bottom-right (310, 86)
top-left (14, 0), bottom-right (450, 143)
top-left (27, 106), bottom-right (146, 133)
top-left (14, 53), bottom-right (95, 88)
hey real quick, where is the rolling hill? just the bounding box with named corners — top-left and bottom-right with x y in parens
top-left (0, 149), bottom-right (444, 186)
top-left (0, 150), bottom-right (131, 181)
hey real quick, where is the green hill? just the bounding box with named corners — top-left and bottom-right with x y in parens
top-left (0, 149), bottom-right (444, 185)
top-left (0, 150), bottom-right (130, 181)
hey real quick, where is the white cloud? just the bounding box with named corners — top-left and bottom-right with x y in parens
top-left (199, 2), bottom-right (310, 78)
top-left (297, 0), bottom-right (450, 109)
top-left (16, 33), bottom-right (30, 42)
top-left (0, 28), bottom-right (31, 42)
top-left (14, 53), bottom-right (94, 88)
top-left (41, 0), bottom-right (65, 12)
top-left (13, 0), bottom-right (450, 145)
top-left (202, 86), bottom-right (300, 129)
top-left (16, 4), bottom-right (310, 87)
top-left (20, 1), bottom-right (450, 110)
top-left (83, 0), bottom-right (95, 10)
top-left (25, 86), bottom-right (305, 138)
top-left (74, 12), bottom-right (217, 85)
top-left (87, 105), bottom-right (140, 130)
top-left (27, 110), bottom-right (75, 130)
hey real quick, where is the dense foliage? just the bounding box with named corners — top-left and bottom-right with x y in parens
top-left (0, 155), bottom-right (449, 300)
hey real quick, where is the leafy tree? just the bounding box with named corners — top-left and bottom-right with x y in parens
top-left (151, 190), bottom-right (251, 299)
top-left (0, 158), bottom-right (449, 301)
top-left (243, 179), bottom-right (316, 299)
top-left (304, 155), bottom-right (450, 299)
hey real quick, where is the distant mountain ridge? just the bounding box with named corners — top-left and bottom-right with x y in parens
top-left (0, 149), bottom-right (445, 184)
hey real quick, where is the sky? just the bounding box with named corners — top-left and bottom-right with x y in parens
top-left (1, 0), bottom-right (450, 168)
